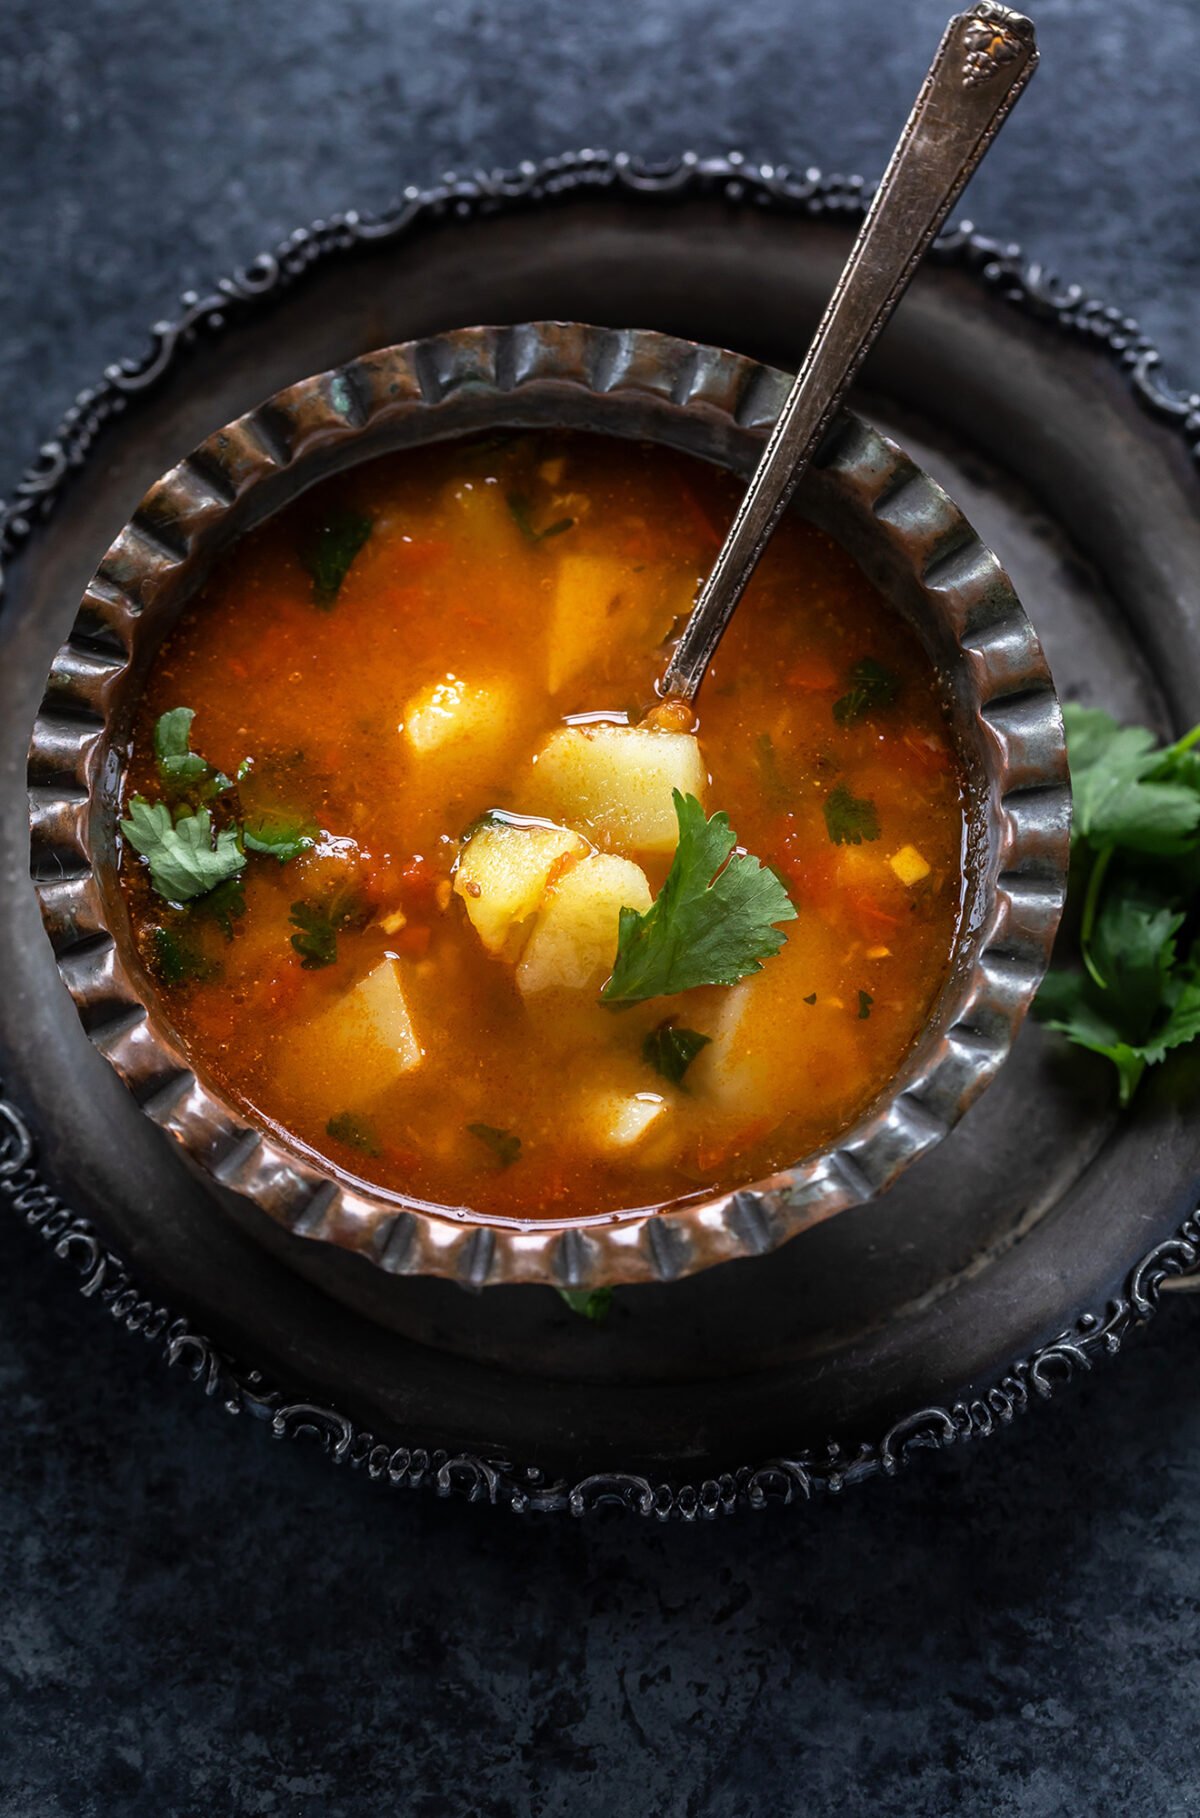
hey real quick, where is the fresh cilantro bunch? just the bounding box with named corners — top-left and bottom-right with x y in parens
top-left (1034, 704), bottom-right (1200, 1104)
top-left (601, 792), bottom-right (797, 1008)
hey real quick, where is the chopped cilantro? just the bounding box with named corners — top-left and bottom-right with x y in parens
top-left (823, 784), bottom-right (880, 846)
top-left (198, 874), bottom-right (246, 940)
top-left (557, 1287), bottom-right (613, 1323)
top-left (301, 509), bottom-right (372, 607)
top-left (121, 797), bottom-right (246, 904)
top-left (833, 657), bottom-right (900, 727)
top-left (466, 1123), bottom-right (522, 1167)
top-left (151, 924), bottom-right (216, 986)
top-left (642, 1021), bottom-right (711, 1087)
top-left (600, 792), bottom-right (797, 1008)
top-left (857, 990), bottom-right (873, 1020)
top-left (152, 707), bottom-right (234, 801)
top-left (804, 992), bottom-right (817, 1005)
top-left (154, 708), bottom-right (208, 786)
top-left (326, 1111), bottom-right (382, 1157)
top-left (507, 492), bottom-right (575, 542)
top-left (288, 885), bottom-right (369, 969)
top-left (243, 811), bottom-right (318, 863)
top-left (1034, 705), bottom-right (1200, 1105)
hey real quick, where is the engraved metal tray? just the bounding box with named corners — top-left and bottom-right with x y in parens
top-left (2, 154), bottom-right (1199, 1518)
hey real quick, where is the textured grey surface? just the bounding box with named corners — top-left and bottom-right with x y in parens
top-left (3, 1), bottom-right (1200, 1813)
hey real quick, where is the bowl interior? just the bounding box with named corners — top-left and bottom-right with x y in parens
top-left (28, 323), bottom-right (1070, 1288)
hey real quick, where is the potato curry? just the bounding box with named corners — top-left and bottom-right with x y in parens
top-left (119, 431), bottom-right (965, 1221)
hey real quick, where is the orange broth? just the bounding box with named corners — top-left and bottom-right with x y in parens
top-left (121, 430), bottom-right (965, 1221)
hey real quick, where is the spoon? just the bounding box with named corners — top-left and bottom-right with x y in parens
top-left (658, 4), bottom-right (1039, 704)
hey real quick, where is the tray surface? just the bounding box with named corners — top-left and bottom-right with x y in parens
top-left (3, 154), bottom-right (1199, 1515)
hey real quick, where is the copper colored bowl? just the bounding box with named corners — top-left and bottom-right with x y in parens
top-left (27, 322), bottom-right (1070, 1290)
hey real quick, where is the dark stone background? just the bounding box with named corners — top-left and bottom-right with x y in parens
top-left (3, 2), bottom-right (1200, 1812)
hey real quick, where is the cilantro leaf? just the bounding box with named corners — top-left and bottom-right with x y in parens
top-left (1035, 970), bottom-right (1148, 1107)
top-left (833, 657), bottom-right (900, 727)
top-left (1086, 889), bottom-right (1183, 1044)
top-left (151, 924), bottom-right (217, 986)
top-left (301, 510), bottom-right (372, 608)
top-left (857, 990), bottom-right (873, 1020)
top-left (154, 708), bottom-right (208, 785)
top-left (557, 1287), bottom-right (613, 1323)
top-left (198, 874), bottom-right (247, 940)
top-left (507, 493), bottom-right (575, 542)
top-left (152, 707), bottom-right (234, 801)
top-left (243, 811), bottom-right (318, 864)
top-left (121, 797), bottom-right (246, 903)
top-left (326, 1111), bottom-right (382, 1157)
top-left (466, 1123), bottom-right (522, 1167)
top-left (642, 1020), bottom-right (711, 1087)
top-left (823, 784), bottom-right (880, 846)
top-left (600, 792), bottom-right (796, 1008)
top-left (1066, 704), bottom-right (1200, 855)
top-left (288, 885), bottom-right (368, 970)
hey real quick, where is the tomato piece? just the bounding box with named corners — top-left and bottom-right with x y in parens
top-left (787, 653), bottom-right (839, 692)
top-left (390, 921), bottom-right (431, 957)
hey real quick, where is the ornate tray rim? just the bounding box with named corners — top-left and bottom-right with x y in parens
top-left (2, 150), bottom-right (1198, 1517)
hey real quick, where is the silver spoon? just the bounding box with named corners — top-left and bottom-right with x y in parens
top-left (659, 4), bottom-right (1039, 704)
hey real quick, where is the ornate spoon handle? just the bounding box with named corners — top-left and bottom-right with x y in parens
top-left (659, 5), bottom-right (1039, 702)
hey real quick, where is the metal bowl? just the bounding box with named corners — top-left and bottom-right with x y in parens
top-left (26, 321), bottom-right (1070, 1291)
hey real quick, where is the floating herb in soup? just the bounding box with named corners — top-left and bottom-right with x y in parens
top-left (118, 431), bottom-right (965, 1220)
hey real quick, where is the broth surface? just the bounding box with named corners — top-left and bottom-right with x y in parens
top-left (121, 431), bottom-right (965, 1220)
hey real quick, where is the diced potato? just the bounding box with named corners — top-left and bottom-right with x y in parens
top-left (441, 477), bottom-right (517, 546)
top-left (580, 1090), bottom-right (668, 1151)
top-left (689, 925), bottom-right (856, 1119)
top-left (530, 725), bottom-right (706, 854)
top-left (454, 818), bottom-right (589, 959)
top-left (400, 675), bottom-right (526, 800)
top-left (517, 852), bottom-right (652, 995)
top-left (889, 844), bottom-right (931, 886)
top-left (546, 555), bottom-right (694, 695)
top-left (689, 979), bottom-right (758, 1111)
top-left (277, 957), bottom-right (422, 1109)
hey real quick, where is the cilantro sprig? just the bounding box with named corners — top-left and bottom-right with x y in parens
top-left (833, 657), bottom-right (900, 728)
top-left (1034, 705), bottom-right (1200, 1104)
top-left (600, 792), bottom-right (797, 1008)
top-left (121, 797), bottom-right (245, 904)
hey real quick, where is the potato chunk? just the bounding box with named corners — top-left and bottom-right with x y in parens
top-left (401, 673), bottom-right (522, 769)
top-left (517, 852), bottom-right (652, 995)
top-left (277, 957), bottom-right (422, 1109)
top-left (454, 818), bottom-right (588, 959)
top-left (888, 844), bottom-right (931, 886)
top-left (580, 1090), bottom-right (668, 1152)
top-left (546, 554), bottom-right (693, 695)
top-left (530, 725), bottom-right (706, 854)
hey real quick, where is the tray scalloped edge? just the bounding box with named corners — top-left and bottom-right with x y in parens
top-left (2, 150), bottom-right (1199, 1517)
top-left (3, 1080), bottom-right (1198, 1516)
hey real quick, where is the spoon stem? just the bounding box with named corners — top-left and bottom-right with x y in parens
top-left (660, 5), bottom-right (1039, 703)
